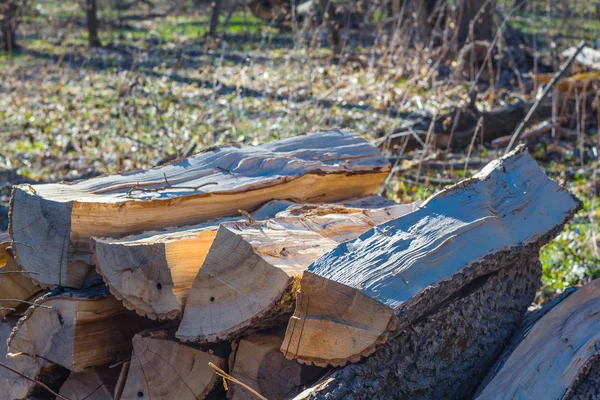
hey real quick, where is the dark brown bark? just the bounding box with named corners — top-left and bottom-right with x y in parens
top-left (457, 0), bottom-right (494, 45)
top-left (318, 0), bottom-right (343, 63)
top-left (0, 0), bottom-right (27, 52)
top-left (208, 1), bottom-right (222, 39)
top-left (86, 0), bottom-right (102, 47)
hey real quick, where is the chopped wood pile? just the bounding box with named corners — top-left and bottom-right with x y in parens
top-left (0, 129), bottom-right (595, 400)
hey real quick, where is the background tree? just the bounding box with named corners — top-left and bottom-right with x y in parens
top-left (457, 0), bottom-right (494, 44)
top-left (208, 1), bottom-right (221, 39)
top-left (0, 0), bottom-right (27, 52)
top-left (86, 0), bottom-right (101, 47)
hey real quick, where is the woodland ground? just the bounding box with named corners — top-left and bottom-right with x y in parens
top-left (1, 0), bottom-right (599, 299)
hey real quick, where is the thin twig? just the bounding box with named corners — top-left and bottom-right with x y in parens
top-left (208, 362), bottom-right (267, 400)
top-left (0, 299), bottom-right (52, 309)
top-left (0, 271), bottom-right (40, 275)
top-left (505, 41), bottom-right (586, 154)
top-left (0, 361), bottom-right (71, 400)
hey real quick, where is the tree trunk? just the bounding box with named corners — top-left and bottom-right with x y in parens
top-left (318, 0), bottom-right (343, 62)
top-left (208, 0), bottom-right (222, 38)
top-left (10, 130), bottom-right (389, 289)
top-left (86, 0), bottom-right (102, 47)
top-left (175, 199), bottom-right (417, 343)
top-left (457, 0), bottom-right (494, 45)
top-left (282, 146), bottom-right (581, 368)
top-left (475, 279), bottom-right (600, 399)
top-left (0, 0), bottom-right (27, 52)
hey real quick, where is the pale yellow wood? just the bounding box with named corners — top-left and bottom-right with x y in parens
top-left (229, 328), bottom-right (323, 400)
top-left (176, 201), bottom-right (418, 343)
top-left (0, 243), bottom-right (42, 318)
top-left (8, 288), bottom-right (156, 372)
top-left (59, 365), bottom-right (121, 400)
top-left (282, 147), bottom-right (581, 367)
top-left (10, 130), bottom-right (389, 288)
top-left (93, 197), bottom-right (408, 321)
top-left (119, 330), bottom-right (226, 400)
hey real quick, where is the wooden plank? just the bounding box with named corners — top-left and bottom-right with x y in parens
top-left (0, 320), bottom-right (69, 399)
top-left (175, 200), bottom-right (418, 343)
top-left (10, 130), bottom-right (389, 288)
top-left (118, 329), bottom-right (227, 400)
top-left (228, 328), bottom-right (324, 400)
top-left (8, 287), bottom-right (157, 372)
top-left (475, 279), bottom-right (600, 400)
top-left (282, 146), bottom-right (581, 367)
top-left (59, 365), bottom-right (122, 400)
top-left (93, 196), bottom-right (409, 321)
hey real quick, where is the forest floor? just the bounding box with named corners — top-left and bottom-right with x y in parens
top-left (1, 0), bottom-right (599, 299)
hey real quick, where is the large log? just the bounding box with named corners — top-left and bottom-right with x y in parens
top-left (475, 279), bottom-right (600, 400)
top-left (282, 146), bottom-right (581, 369)
top-left (8, 287), bottom-right (157, 372)
top-left (0, 234), bottom-right (43, 318)
top-left (175, 200), bottom-right (418, 343)
top-left (93, 196), bottom-right (403, 321)
top-left (0, 320), bottom-right (69, 400)
top-left (118, 329), bottom-right (227, 400)
top-left (228, 327), bottom-right (324, 400)
top-left (59, 365), bottom-right (122, 400)
top-left (10, 130), bottom-right (389, 288)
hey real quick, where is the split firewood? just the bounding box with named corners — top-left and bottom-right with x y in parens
top-left (475, 279), bottom-right (600, 400)
top-left (118, 329), bottom-right (227, 400)
top-left (59, 364), bottom-right (122, 400)
top-left (93, 196), bottom-right (411, 321)
top-left (10, 130), bottom-right (389, 288)
top-left (228, 327), bottom-right (324, 400)
top-left (8, 287), bottom-right (157, 372)
top-left (175, 200), bottom-right (418, 343)
top-left (282, 146), bottom-right (581, 369)
top-left (0, 234), bottom-right (43, 318)
top-left (0, 320), bottom-right (69, 400)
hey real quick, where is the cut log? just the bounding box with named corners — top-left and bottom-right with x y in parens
top-left (93, 196), bottom-right (409, 321)
top-left (228, 327), bottom-right (324, 400)
top-left (292, 256), bottom-right (542, 399)
top-left (0, 235), bottom-right (43, 318)
top-left (0, 320), bottom-right (69, 400)
top-left (10, 130), bottom-right (389, 288)
top-left (475, 279), bottom-right (600, 400)
top-left (282, 146), bottom-right (581, 368)
top-left (8, 287), bottom-right (157, 372)
top-left (59, 365), bottom-right (122, 400)
top-left (175, 200), bottom-right (418, 343)
top-left (118, 329), bottom-right (227, 400)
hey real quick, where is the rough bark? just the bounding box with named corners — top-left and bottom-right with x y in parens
top-left (176, 200), bottom-right (417, 343)
top-left (10, 130), bottom-right (389, 289)
top-left (93, 197), bottom-right (407, 321)
top-left (294, 256), bottom-right (542, 399)
top-left (475, 279), bottom-right (600, 400)
top-left (228, 327), bottom-right (324, 400)
top-left (8, 287), bottom-right (157, 372)
top-left (118, 329), bottom-right (227, 400)
top-left (282, 146), bottom-right (581, 367)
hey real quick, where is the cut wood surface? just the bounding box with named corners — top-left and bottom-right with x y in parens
top-left (10, 130), bottom-right (389, 288)
top-left (228, 328), bottom-right (324, 400)
top-left (282, 146), bottom-right (581, 367)
top-left (118, 329), bottom-right (226, 400)
top-left (59, 365), bottom-right (121, 400)
top-left (176, 200), bottom-right (418, 343)
top-left (475, 278), bottom-right (600, 400)
top-left (8, 287), bottom-right (157, 372)
top-left (0, 235), bottom-right (42, 318)
top-left (0, 320), bottom-right (69, 400)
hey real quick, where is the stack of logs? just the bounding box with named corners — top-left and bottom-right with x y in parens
top-left (1, 129), bottom-right (598, 399)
